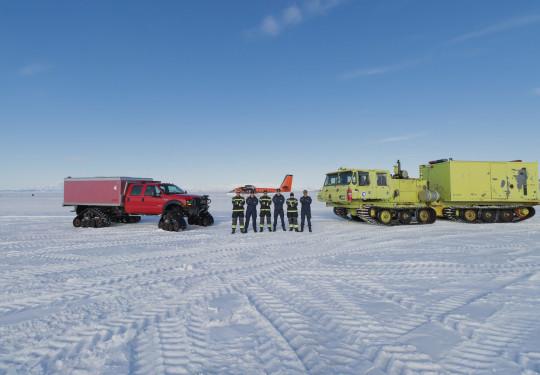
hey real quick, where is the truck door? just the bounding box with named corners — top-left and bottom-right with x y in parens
top-left (140, 185), bottom-right (165, 214)
top-left (374, 172), bottom-right (391, 200)
top-left (357, 171), bottom-right (371, 200)
top-left (125, 184), bottom-right (144, 213)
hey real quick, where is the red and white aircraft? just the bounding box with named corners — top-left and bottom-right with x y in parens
top-left (228, 175), bottom-right (293, 195)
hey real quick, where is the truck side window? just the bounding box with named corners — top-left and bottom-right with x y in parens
top-left (377, 173), bottom-right (387, 186)
top-left (144, 186), bottom-right (157, 196)
top-left (358, 172), bottom-right (370, 186)
top-left (130, 185), bottom-right (143, 196)
top-left (352, 172), bottom-right (357, 185)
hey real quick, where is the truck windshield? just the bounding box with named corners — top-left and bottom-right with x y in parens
top-left (324, 174), bottom-right (338, 186)
top-left (159, 184), bottom-right (186, 195)
top-left (337, 172), bottom-right (352, 185)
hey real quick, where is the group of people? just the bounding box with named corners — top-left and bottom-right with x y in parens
top-left (232, 189), bottom-right (312, 233)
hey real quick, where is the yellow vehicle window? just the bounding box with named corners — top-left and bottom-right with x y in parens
top-left (338, 172), bottom-right (352, 185)
top-left (358, 172), bottom-right (370, 186)
top-left (324, 174), bottom-right (338, 186)
top-left (377, 173), bottom-right (387, 186)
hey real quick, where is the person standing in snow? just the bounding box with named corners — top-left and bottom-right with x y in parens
top-left (300, 190), bottom-right (312, 232)
top-left (259, 190), bottom-right (272, 232)
top-left (245, 190), bottom-right (258, 233)
top-left (231, 190), bottom-right (245, 234)
top-left (286, 192), bottom-right (299, 232)
top-left (272, 188), bottom-right (286, 231)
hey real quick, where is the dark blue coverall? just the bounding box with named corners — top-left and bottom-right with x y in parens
top-left (272, 193), bottom-right (286, 231)
top-left (245, 195), bottom-right (258, 232)
top-left (300, 195), bottom-right (312, 231)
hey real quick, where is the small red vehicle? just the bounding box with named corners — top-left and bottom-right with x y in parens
top-left (63, 177), bottom-right (213, 231)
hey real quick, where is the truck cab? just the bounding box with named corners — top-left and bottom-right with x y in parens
top-left (124, 182), bottom-right (208, 217)
top-left (318, 168), bottom-right (392, 204)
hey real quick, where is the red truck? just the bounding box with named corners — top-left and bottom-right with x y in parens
top-left (63, 177), bottom-right (213, 231)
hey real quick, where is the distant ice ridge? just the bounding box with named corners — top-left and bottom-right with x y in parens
top-left (1, 181), bottom-right (63, 192)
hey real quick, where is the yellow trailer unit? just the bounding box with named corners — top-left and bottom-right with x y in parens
top-left (421, 159), bottom-right (538, 222)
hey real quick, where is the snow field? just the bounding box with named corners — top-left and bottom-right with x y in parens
top-left (1, 192), bottom-right (540, 374)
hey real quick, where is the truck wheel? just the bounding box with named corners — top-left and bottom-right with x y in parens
top-left (480, 209), bottom-right (496, 223)
top-left (498, 209), bottom-right (513, 222)
top-left (188, 216), bottom-right (195, 225)
top-left (416, 209), bottom-right (430, 224)
top-left (73, 217), bottom-right (82, 227)
top-left (515, 207), bottom-right (529, 218)
top-left (377, 209), bottom-right (392, 225)
top-left (461, 209), bottom-right (477, 222)
top-left (158, 216), bottom-right (165, 229)
top-left (397, 210), bottom-right (412, 225)
top-left (94, 218), bottom-right (103, 228)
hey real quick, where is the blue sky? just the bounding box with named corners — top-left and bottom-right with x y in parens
top-left (1, 0), bottom-right (539, 191)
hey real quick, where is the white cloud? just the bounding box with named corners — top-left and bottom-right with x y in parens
top-left (373, 131), bottom-right (428, 144)
top-left (248, 0), bottom-right (347, 38)
top-left (18, 63), bottom-right (53, 76)
top-left (450, 14), bottom-right (540, 44)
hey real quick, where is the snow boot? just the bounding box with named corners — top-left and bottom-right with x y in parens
top-left (295, 228), bottom-right (299, 232)
top-left (289, 227), bottom-right (293, 231)
top-left (254, 228), bottom-right (257, 232)
top-left (309, 226), bottom-right (312, 232)
top-left (300, 226), bottom-right (304, 232)
top-left (283, 227), bottom-right (286, 231)
top-left (231, 228), bottom-right (235, 234)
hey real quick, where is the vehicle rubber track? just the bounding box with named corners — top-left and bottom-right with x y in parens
top-left (73, 207), bottom-right (111, 228)
top-left (357, 205), bottom-right (437, 226)
top-left (158, 211), bottom-right (187, 232)
top-left (442, 205), bottom-right (536, 224)
top-left (333, 207), bottom-right (364, 222)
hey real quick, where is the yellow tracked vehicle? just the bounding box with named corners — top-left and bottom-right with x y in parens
top-left (318, 159), bottom-right (538, 225)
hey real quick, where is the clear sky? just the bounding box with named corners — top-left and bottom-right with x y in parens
top-left (1, 0), bottom-right (539, 191)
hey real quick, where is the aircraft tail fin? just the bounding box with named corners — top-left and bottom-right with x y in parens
top-left (279, 175), bottom-right (293, 191)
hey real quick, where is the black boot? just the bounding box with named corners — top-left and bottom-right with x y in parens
top-left (231, 228), bottom-right (235, 234)
top-left (254, 228), bottom-right (257, 232)
top-left (242, 228), bottom-right (246, 234)
top-left (259, 227), bottom-right (263, 232)
top-left (268, 227), bottom-right (272, 232)
top-left (273, 226), bottom-right (276, 232)
top-left (300, 226), bottom-right (304, 232)
top-left (283, 226), bottom-right (286, 231)
top-left (295, 227), bottom-right (299, 232)
top-left (309, 226), bottom-right (312, 232)
top-left (289, 227), bottom-right (293, 231)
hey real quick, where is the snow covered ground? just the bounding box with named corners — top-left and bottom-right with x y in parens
top-left (1, 192), bottom-right (540, 374)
